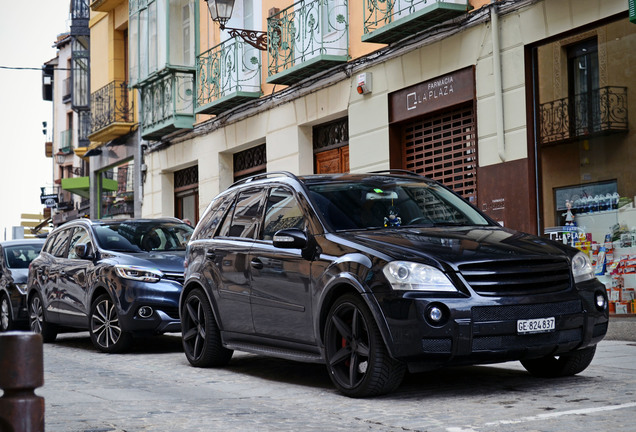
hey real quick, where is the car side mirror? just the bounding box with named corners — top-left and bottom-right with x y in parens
top-left (273, 229), bottom-right (308, 249)
top-left (74, 243), bottom-right (94, 260)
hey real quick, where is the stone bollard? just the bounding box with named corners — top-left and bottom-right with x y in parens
top-left (0, 332), bottom-right (45, 432)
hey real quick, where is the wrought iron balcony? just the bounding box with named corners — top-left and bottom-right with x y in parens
top-left (196, 38), bottom-right (262, 115)
top-left (60, 129), bottom-right (73, 154)
top-left (539, 86), bottom-right (628, 145)
top-left (362, 0), bottom-right (470, 44)
top-left (138, 69), bottom-right (195, 140)
top-left (88, 80), bottom-right (135, 143)
top-left (267, 0), bottom-right (349, 85)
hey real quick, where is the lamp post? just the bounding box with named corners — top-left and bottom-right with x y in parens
top-left (203, 0), bottom-right (267, 51)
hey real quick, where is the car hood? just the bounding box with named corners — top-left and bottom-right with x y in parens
top-left (107, 251), bottom-right (187, 274)
top-left (337, 226), bottom-right (572, 269)
top-left (5, 268), bottom-right (28, 284)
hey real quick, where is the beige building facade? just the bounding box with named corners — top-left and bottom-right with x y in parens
top-left (142, 0), bottom-right (631, 234)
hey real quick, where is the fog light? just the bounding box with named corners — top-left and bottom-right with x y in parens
top-left (595, 292), bottom-right (606, 311)
top-left (138, 306), bottom-right (154, 318)
top-left (429, 306), bottom-right (443, 323)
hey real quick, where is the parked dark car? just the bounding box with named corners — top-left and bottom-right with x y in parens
top-left (28, 218), bottom-right (193, 353)
top-left (0, 239), bottom-right (46, 331)
top-left (180, 171), bottom-right (609, 397)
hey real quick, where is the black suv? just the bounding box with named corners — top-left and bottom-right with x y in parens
top-left (180, 172), bottom-right (608, 397)
top-left (28, 218), bottom-right (193, 353)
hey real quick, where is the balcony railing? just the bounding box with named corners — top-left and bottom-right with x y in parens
top-left (196, 38), bottom-right (262, 115)
top-left (139, 69), bottom-right (195, 140)
top-left (60, 129), bottom-right (73, 153)
top-left (267, 0), bottom-right (349, 85)
top-left (539, 86), bottom-right (628, 145)
top-left (362, 0), bottom-right (470, 44)
top-left (89, 80), bottom-right (135, 142)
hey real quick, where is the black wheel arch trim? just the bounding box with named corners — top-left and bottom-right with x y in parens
top-left (316, 272), bottom-right (398, 361)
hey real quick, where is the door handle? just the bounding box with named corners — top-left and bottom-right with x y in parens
top-left (250, 258), bottom-right (263, 270)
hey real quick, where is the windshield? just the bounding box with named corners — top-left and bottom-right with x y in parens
top-left (94, 221), bottom-right (194, 252)
top-left (307, 178), bottom-right (491, 231)
top-left (4, 244), bottom-right (43, 269)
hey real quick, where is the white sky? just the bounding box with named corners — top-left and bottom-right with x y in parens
top-left (0, 1), bottom-right (71, 240)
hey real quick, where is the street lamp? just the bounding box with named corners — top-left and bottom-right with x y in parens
top-left (55, 151), bottom-right (67, 165)
top-left (203, 0), bottom-right (267, 51)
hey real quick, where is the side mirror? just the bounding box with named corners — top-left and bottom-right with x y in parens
top-left (273, 229), bottom-right (308, 249)
top-left (74, 243), bottom-right (94, 260)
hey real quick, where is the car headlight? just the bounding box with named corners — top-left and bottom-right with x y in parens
top-left (115, 265), bottom-right (163, 283)
top-left (572, 252), bottom-right (595, 284)
top-left (15, 283), bottom-right (28, 295)
top-left (383, 261), bottom-right (457, 292)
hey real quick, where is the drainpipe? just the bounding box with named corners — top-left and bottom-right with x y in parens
top-left (491, 1), bottom-right (506, 162)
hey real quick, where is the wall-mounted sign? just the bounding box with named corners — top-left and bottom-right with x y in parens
top-left (389, 66), bottom-right (475, 124)
top-left (40, 193), bottom-right (59, 208)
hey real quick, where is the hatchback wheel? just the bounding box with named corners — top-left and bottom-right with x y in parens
top-left (520, 345), bottom-right (597, 378)
top-left (181, 288), bottom-right (233, 367)
top-left (324, 294), bottom-right (406, 397)
top-left (1, 294), bottom-right (12, 332)
top-left (89, 294), bottom-right (132, 353)
top-left (29, 293), bottom-right (58, 342)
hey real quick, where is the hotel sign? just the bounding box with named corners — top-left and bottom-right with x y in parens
top-left (389, 66), bottom-right (475, 123)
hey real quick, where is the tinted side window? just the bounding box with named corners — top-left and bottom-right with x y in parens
top-left (218, 188), bottom-right (264, 239)
top-left (195, 193), bottom-right (234, 239)
top-left (261, 187), bottom-right (306, 240)
top-left (50, 229), bottom-right (72, 258)
top-left (68, 227), bottom-right (92, 259)
top-left (43, 233), bottom-right (58, 254)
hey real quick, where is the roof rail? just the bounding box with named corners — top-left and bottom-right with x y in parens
top-left (230, 171), bottom-right (301, 188)
top-left (369, 169), bottom-right (424, 178)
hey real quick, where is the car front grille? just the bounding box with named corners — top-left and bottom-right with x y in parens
top-left (162, 272), bottom-right (185, 285)
top-left (458, 258), bottom-right (571, 296)
top-left (471, 300), bottom-right (584, 352)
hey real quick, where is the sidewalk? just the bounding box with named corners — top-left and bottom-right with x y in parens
top-left (605, 316), bottom-right (636, 341)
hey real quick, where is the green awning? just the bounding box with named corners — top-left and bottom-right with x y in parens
top-left (61, 176), bottom-right (117, 199)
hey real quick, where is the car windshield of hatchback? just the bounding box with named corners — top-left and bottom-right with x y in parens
top-left (307, 179), bottom-right (491, 231)
top-left (94, 222), bottom-right (194, 252)
top-left (4, 245), bottom-right (43, 269)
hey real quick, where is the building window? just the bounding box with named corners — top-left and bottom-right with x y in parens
top-left (174, 165), bottom-right (199, 225)
top-left (234, 144), bottom-right (267, 181)
top-left (568, 38), bottom-right (600, 136)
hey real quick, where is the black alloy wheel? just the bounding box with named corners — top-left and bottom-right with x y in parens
top-left (1, 294), bottom-right (12, 331)
top-left (29, 293), bottom-right (58, 342)
top-left (324, 294), bottom-right (405, 397)
top-left (520, 345), bottom-right (597, 378)
top-left (181, 287), bottom-right (233, 367)
top-left (89, 294), bottom-right (132, 353)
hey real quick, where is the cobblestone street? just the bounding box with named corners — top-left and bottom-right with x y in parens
top-left (35, 334), bottom-right (636, 432)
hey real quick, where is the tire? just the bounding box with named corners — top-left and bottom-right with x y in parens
top-left (29, 293), bottom-right (58, 343)
top-left (181, 288), bottom-right (233, 367)
top-left (0, 293), bottom-right (13, 332)
top-left (324, 294), bottom-right (406, 397)
top-left (89, 294), bottom-right (133, 353)
top-left (520, 345), bottom-right (597, 378)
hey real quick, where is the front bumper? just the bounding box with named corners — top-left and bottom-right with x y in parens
top-left (116, 278), bottom-right (183, 335)
top-left (374, 279), bottom-right (609, 371)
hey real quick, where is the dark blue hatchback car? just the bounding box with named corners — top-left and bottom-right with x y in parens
top-left (28, 218), bottom-right (193, 353)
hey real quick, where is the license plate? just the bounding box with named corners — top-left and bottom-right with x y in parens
top-left (517, 317), bottom-right (555, 334)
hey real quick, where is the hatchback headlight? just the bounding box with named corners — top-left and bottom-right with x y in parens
top-left (115, 265), bottom-right (163, 283)
top-left (572, 252), bottom-right (595, 284)
top-left (383, 261), bottom-right (457, 292)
